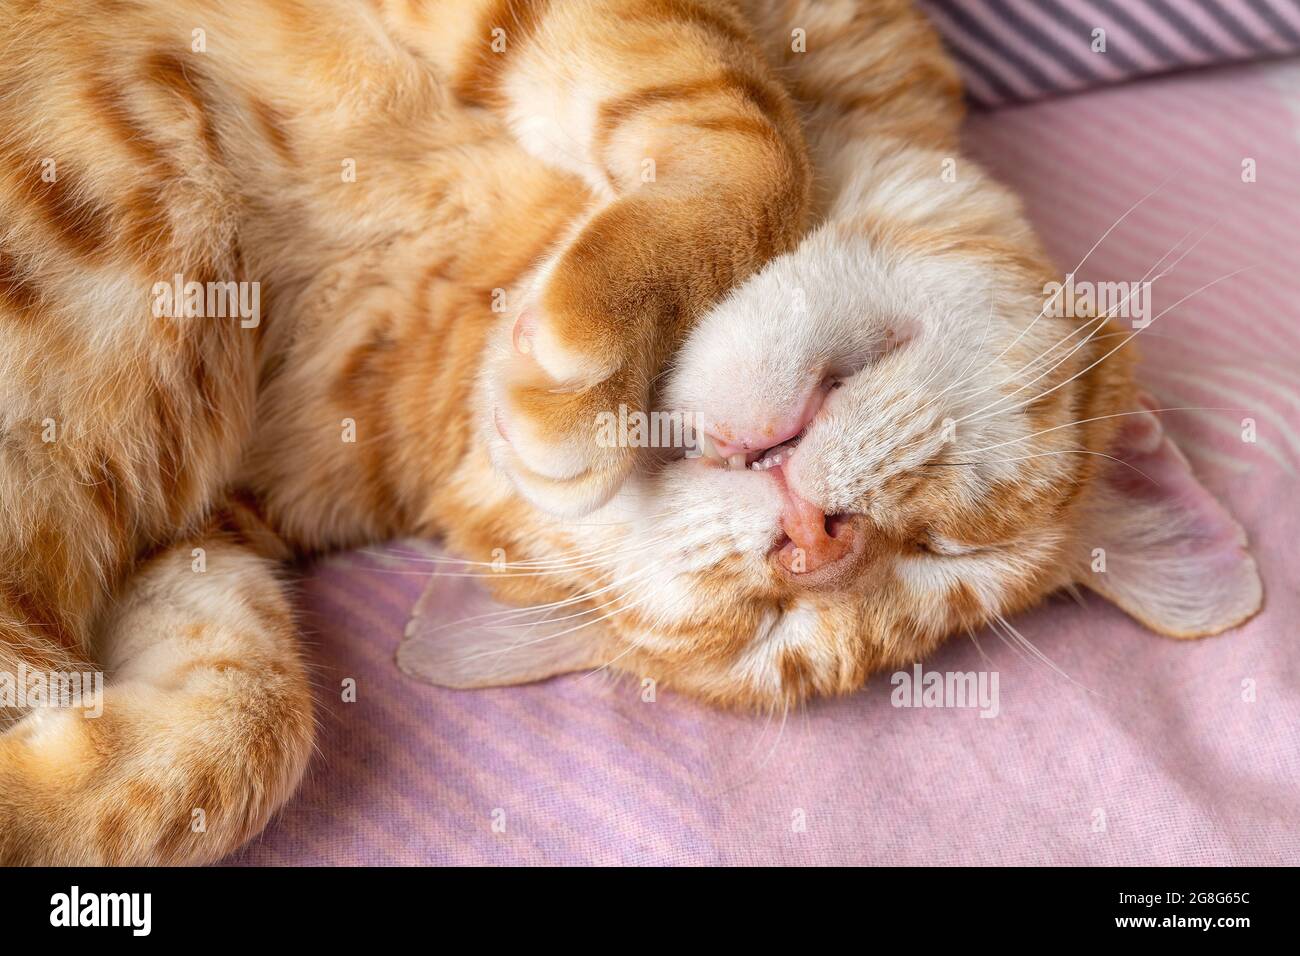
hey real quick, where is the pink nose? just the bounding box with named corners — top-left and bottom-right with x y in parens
top-left (704, 381), bottom-right (829, 459)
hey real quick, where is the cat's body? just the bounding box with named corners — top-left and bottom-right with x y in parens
top-left (0, 0), bottom-right (1259, 864)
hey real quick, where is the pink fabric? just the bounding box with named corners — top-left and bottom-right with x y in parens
top-left (224, 59), bottom-right (1300, 866)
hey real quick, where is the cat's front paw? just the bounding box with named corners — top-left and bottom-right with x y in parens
top-left (485, 244), bottom-right (654, 517)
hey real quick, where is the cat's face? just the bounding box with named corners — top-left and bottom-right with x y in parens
top-left (427, 169), bottom-right (1261, 709)
top-left (579, 221), bottom-right (1120, 705)
top-left (570, 215), bottom-right (1257, 707)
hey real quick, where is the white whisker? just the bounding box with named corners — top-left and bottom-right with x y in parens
top-left (931, 172), bottom-right (1185, 411)
top-left (966, 264), bottom-right (1253, 427)
top-left (962, 405), bottom-right (1248, 457)
top-left (993, 612), bottom-right (1100, 698)
top-left (955, 226), bottom-right (1209, 428)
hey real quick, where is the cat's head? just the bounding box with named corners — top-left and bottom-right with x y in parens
top-left (407, 157), bottom-right (1262, 709)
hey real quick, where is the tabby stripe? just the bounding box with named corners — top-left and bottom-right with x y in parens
top-left (778, 650), bottom-right (814, 697)
top-left (145, 52), bottom-right (222, 157)
top-left (224, 487), bottom-right (285, 559)
top-left (0, 250), bottom-right (41, 321)
top-left (684, 114), bottom-right (780, 141)
top-left (150, 385), bottom-right (190, 515)
top-left (208, 505), bottom-right (253, 547)
top-left (250, 97), bottom-right (296, 165)
top-left (336, 317), bottom-right (409, 528)
top-left (451, 0), bottom-right (551, 108)
top-left (84, 77), bottom-right (177, 174)
top-left (946, 581), bottom-right (983, 624)
top-left (595, 77), bottom-right (734, 149)
top-left (592, 69), bottom-right (786, 180)
top-left (68, 99), bottom-right (206, 285)
top-left (630, 0), bottom-right (750, 46)
top-left (120, 184), bottom-right (175, 272)
top-left (0, 131), bottom-right (114, 261)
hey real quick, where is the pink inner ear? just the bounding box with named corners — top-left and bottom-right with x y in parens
top-left (1107, 394), bottom-right (1245, 566)
top-left (1102, 390), bottom-right (1263, 629)
top-left (1079, 391), bottom-right (1261, 638)
top-left (397, 558), bottom-right (603, 689)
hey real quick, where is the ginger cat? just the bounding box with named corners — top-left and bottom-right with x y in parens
top-left (0, 0), bottom-right (1259, 865)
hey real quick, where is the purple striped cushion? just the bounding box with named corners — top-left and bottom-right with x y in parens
top-left (918, 0), bottom-right (1300, 106)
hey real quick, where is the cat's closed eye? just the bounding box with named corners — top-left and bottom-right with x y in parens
top-left (914, 533), bottom-right (989, 557)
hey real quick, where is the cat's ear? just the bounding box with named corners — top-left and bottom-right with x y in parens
top-left (1069, 394), bottom-right (1262, 638)
top-left (397, 565), bottom-right (606, 688)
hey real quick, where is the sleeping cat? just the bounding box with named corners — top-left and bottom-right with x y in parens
top-left (0, 0), bottom-right (1259, 865)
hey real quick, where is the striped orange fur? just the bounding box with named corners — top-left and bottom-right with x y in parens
top-left (0, 0), bottom-right (1259, 864)
top-left (0, 0), bottom-right (811, 863)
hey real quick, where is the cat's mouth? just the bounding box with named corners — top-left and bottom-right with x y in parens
top-left (690, 411), bottom-right (808, 469)
top-left (694, 432), bottom-right (861, 582)
top-left (684, 382), bottom-right (863, 581)
top-left (734, 429), bottom-right (806, 471)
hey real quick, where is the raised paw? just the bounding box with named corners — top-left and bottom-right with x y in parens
top-left (484, 225), bottom-right (662, 517)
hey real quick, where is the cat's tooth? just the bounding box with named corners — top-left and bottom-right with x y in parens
top-left (751, 461), bottom-right (761, 471)
top-left (727, 453), bottom-right (746, 471)
top-left (698, 432), bottom-right (723, 461)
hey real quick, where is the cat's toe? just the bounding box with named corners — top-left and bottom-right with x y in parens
top-left (485, 307), bottom-right (641, 517)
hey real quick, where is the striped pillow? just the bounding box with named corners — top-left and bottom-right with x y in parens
top-left (917, 0), bottom-right (1300, 106)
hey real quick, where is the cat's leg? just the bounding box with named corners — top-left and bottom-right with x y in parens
top-left (0, 20), bottom-right (307, 856)
top-left (382, 0), bottom-right (815, 515)
top-left (0, 502), bottom-right (313, 865)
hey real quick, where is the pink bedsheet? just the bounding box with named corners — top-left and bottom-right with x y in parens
top-left (225, 59), bottom-right (1300, 866)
